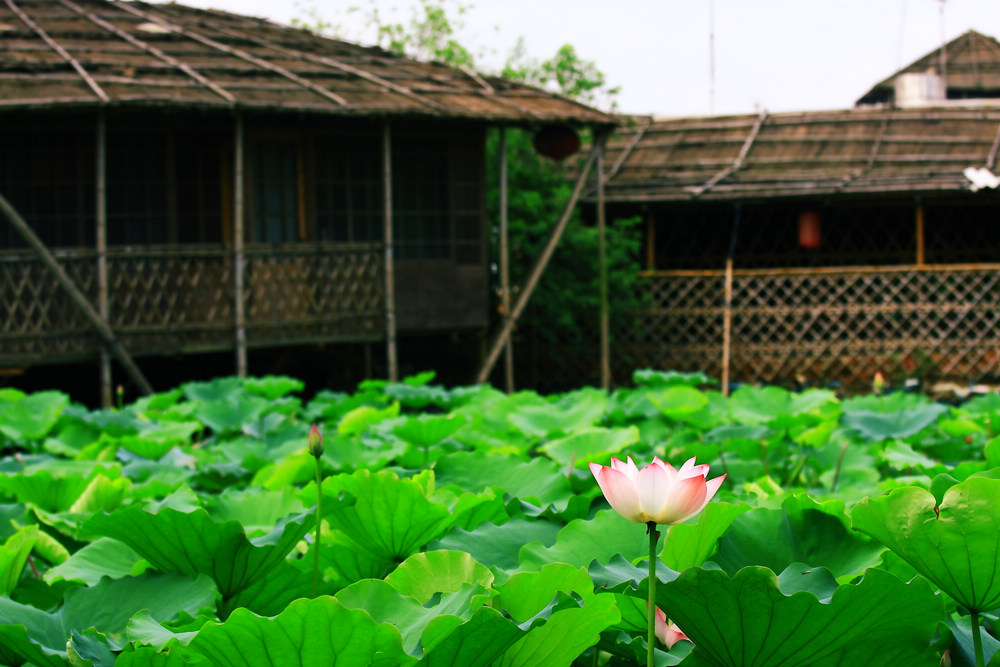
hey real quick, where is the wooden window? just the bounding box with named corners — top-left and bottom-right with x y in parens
top-left (314, 135), bottom-right (383, 243)
top-left (0, 124), bottom-right (93, 249)
top-left (251, 138), bottom-right (301, 243)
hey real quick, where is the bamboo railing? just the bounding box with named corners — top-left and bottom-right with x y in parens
top-left (0, 243), bottom-right (384, 366)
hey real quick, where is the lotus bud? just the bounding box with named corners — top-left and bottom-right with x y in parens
top-left (308, 423), bottom-right (324, 458)
top-left (873, 371), bottom-right (886, 395)
top-left (653, 606), bottom-right (690, 649)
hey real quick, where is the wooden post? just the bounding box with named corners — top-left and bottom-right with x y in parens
top-left (475, 133), bottom-right (607, 384)
top-left (383, 119), bottom-right (398, 382)
top-left (498, 127), bottom-right (514, 393)
top-left (96, 110), bottom-right (111, 407)
top-left (915, 199), bottom-right (925, 267)
top-left (0, 192), bottom-right (152, 395)
top-left (233, 113), bottom-right (248, 377)
top-left (596, 129), bottom-right (611, 390)
top-left (645, 211), bottom-right (656, 271)
top-left (720, 206), bottom-right (741, 396)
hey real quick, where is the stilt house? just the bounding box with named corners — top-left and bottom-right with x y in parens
top-left (0, 0), bottom-right (613, 402)
top-left (592, 30), bottom-right (1000, 391)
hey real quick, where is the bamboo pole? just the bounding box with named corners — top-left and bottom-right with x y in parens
top-left (475, 133), bottom-right (607, 384)
top-left (720, 206), bottom-right (741, 397)
top-left (0, 191), bottom-right (152, 395)
top-left (383, 119), bottom-right (398, 382)
top-left (233, 113), bottom-right (247, 377)
top-left (96, 110), bottom-right (111, 407)
top-left (498, 127), bottom-right (514, 393)
top-left (596, 129), bottom-right (610, 390)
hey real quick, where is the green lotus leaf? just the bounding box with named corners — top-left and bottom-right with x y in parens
top-left (434, 451), bottom-right (573, 510)
top-left (0, 390), bottom-right (69, 442)
top-left (384, 550), bottom-right (493, 604)
top-left (83, 505), bottom-right (312, 607)
top-left (519, 509), bottom-right (648, 571)
top-left (393, 414), bottom-right (466, 448)
top-left (0, 524), bottom-right (37, 595)
top-left (208, 487), bottom-right (306, 536)
top-left (728, 386), bottom-right (837, 427)
top-left (319, 528), bottom-right (397, 588)
top-left (184, 596), bottom-right (416, 666)
top-left (842, 403), bottom-right (947, 441)
top-left (495, 592), bottom-right (619, 667)
top-left (496, 563), bottom-right (595, 623)
top-left (429, 517), bottom-right (561, 575)
top-left (659, 566), bottom-right (941, 667)
top-left (337, 402), bottom-right (400, 436)
top-left (117, 421), bottom-right (200, 460)
top-left (539, 426), bottom-right (639, 468)
top-left (193, 394), bottom-right (270, 434)
top-left (506, 387), bottom-right (607, 438)
top-left (633, 369), bottom-right (714, 388)
top-left (318, 469), bottom-right (454, 561)
top-left (852, 476), bottom-right (1000, 612)
top-left (712, 493), bottom-right (884, 580)
top-left (44, 537), bottom-right (143, 585)
top-left (0, 466), bottom-right (119, 514)
top-left (660, 500), bottom-right (751, 571)
top-left (243, 375), bottom-right (304, 400)
top-left (0, 597), bottom-right (66, 667)
top-left (115, 640), bottom-right (193, 666)
top-left (180, 376), bottom-right (245, 403)
top-left (420, 606), bottom-right (525, 666)
top-left (220, 557), bottom-right (324, 618)
top-left (647, 385), bottom-right (709, 421)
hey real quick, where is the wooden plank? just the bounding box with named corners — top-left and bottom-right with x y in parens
top-left (383, 120), bottom-right (398, 382)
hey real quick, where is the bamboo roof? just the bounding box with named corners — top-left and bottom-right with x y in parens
top-left (857, 30), bottom-right (1000, 105)
top-left (596, 106), bottom-right (1000, 202)
top-left (0, 0), bottom-right (613, 125)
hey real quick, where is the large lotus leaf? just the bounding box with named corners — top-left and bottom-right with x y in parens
top-left (0, 597), bottom-right (66, 667)
top-left (633, 369), bottom-right (714, 388)
top-left (114, 644), bottom-right (191, 666)
top-left (393, 414), bottom-right (466, 448)
top-left (506, 387), bottom-right (607, 438)
top-left (180, 376), bottom-right (245, 403)
top-left (117, 421), bottom-right (200, 460)
top-left (243, 375), bottom-right (304, 400)
top-left (0, 466), bottom-right (118, 513)
top-left (728, 386), bottom-right (837, 427)
top-left (519, 509), bottom-right (648, 572)
top-left (221, 557), bottom-right (326, 619)
top-left (646, 386), bottom-right (709, 421)
top-left (193, 394), bottom-right (270, 434)
top-left (539, 426), bottom-right (639, 468)
top-left (659, 566), bottom-right (942, 667)
top-left (83, 505), bottom-right (312, 602)
top-left (338, 402), bottom-right (400, 436)
top-left (208, 487), bottom-right (306, 536)
top-left (495, 592), bottom-right (619, 667)
top-left (841, 402), bottom-right (948, 441)
top-left (384, 550), bottom-right (494, 604)
top-left (319, 529), bottom-right (397, 587)
top-left (318, 469), bottom-right (455, 561)
top-left (420, 606), bottom-right (525, 666)
top-left (183, 596), bottom-right (416, 667)
top-left (660, 501), bottom-right (751, 571)
top-left (430, 518), bottom-right (561, 574)
top-left (44, 537), bottom-right (143, 585)
top-left (0, 390), bottom-right (69, 442)
top-left (495, 563), bottom-right (594, 623)
top-left (852, 476), bottom-right (1000, 612)
top-left (712, 494), bottom-right (884, 580)
top-left (0, 524), bottom-right (37, 595)
top-left (434, 451), bottom-right (572, 510)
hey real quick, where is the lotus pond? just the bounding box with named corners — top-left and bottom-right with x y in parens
top-left (1, 370), bottom-right (1000, 666)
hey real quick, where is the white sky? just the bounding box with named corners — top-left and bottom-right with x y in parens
top-left (159, 0), bottom-right (1000, 117)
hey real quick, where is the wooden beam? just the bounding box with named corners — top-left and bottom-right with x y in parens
top-left (498, 128), bottom-right (514, 393)
top-left (233, 113), bottom-right (247, 377)
top-left (596, 129), bottom-right (610, 390)
top-left (476, 133), bottom-right (606, 384)
top-left (383, 120), bottom-right (398, 382)
top-left (721, 206), bottom-right (741, 397)
top-left (96, 110), bottom-right (111, 407)
top-left (0, 191), bottom-right (152, 395)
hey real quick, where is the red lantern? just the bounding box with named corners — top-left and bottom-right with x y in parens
top-left (532, 125), bottom-right (581, 161)
top-left (798, 211), bottom-right (821, 249)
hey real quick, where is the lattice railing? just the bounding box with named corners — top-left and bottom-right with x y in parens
top-left (0, 243), bottom-right (384, 366)
top-left (619, 265), bottom-right (1000, 389)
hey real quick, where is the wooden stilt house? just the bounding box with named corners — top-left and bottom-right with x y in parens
top-left (592, 30), bottom-right (1000, 391)
top-left (0, 0), bottom-right (613, 401)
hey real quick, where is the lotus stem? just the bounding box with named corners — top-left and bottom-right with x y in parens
top-left (312, 456), bottom-right (322, 598)
top-left (830, 440), bottom-right (849, 492)
top-left (647, 521), bottom-right (659, 667)
top-left (972, 610), bottom-right (985, 667)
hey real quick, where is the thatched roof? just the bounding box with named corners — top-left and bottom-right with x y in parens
top-left (596, 106), bottom-right (1000, 202)
top-left (0, 0), bottom-right (613, 125)
top-left (857, 30), bottom-right (1000, 106)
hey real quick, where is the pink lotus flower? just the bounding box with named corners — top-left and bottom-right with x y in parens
top-left (654, 606), bottom-right (690, 649)
top-left (589, 456), bottom-right (725, 525)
